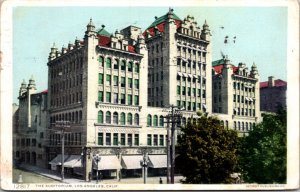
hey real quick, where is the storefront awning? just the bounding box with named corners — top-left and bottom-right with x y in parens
top-left (121, 155), bottom-right (143, 169)
top-left (182, 73), bottom-right (188, 77)
top-left (177, 72), bottom-right (182, 76)
top-left (64, 155), bottom-right (82, 168)
top-left (49, 154), bottom-right (70, 165)
top-left (148, 155), bottom-right (168, 168)
top-left (92, 155), bottom-right (121, 170)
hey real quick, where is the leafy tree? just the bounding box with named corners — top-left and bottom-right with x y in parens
top-left (176, 113), bottom-right (239, 184)
top-left (238, 109), bottom-right (287, 183)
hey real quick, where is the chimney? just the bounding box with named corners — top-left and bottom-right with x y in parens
top-left (268, 76), bottom-right (275, 87)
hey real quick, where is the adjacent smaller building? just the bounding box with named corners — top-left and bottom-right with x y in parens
top-left (260, 76), bottom-right (287, 112)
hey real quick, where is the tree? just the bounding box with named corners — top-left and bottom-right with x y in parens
top-left (238, 109), bottom-right (287, 183)
top-left (176, 113), bottom-right (239, 184)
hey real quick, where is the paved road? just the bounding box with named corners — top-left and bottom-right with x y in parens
top-left (13, 168), bottom-right (61, 183)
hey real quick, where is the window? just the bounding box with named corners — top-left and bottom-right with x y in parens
top-left (128, 78), bottom-right (133, 88)
top-left (153, 135), bottom-right (158, 146)
top-left (113, 93), bottom-right (118, 104)
top-left (182, 86), bottom-right (186, 95)
top-left (177, 86), bottom-right (181, 95)
top-left (120, 113), bottom-right (125, 125)
top-left (121, 94), bottom-right (125, 104)
top-left (153, 115), bottom-right (158, 127)
top-left (192, 88), bottom-right (196, 97)
top-left (121, 60), bottom-right (126, 70)
top-left (187, 102), bottom-right (191, 110)
top-left (198, 89), bottom-right (201, 97)
top-left (121, 134), bottom-right (125, 145)
top-left (147, 115), bottom-right (152, 126)
top-left (106, 133), bottom-right (111, 145)
top-left (134, 63), bottom-right (139, 73)
top-left (98, 56), bottom-right (104, 67)
top-left (134, 79), bottom-right (139, 89)
top-left (98, 91), bottom-right (103, 102)
top-left (98, 133), bottom-right (103, 145)
top-left (98, 111), bottom-right (103, 123)
top-left (147, 134), bottom-right (152, 146)
top-left (134, 114), bottom-right (139, 125)
top-left (134, 95), bottom-right (139, 105)
top-left (182, 101), bottom-right (186, 109)
top-left (113, 133), bottom-right (118, 146)
top-left (128, 95), bottom-right (132, 105)
top-left (106, 92), bottom-right (111, 102)
top-left (106, 111), bottom-right (111, 123)
top-left (114, 59), bottom-right (119, 69)
top-left (113, 112), bottom-right (118, 124)
top-left (113, 76), bottom-right (118, 86)
top-left (127, 113), bottom-right (132, 125)
top-left (177, 100), bottom-right (181, 107)
top-left (98, 74), bottom-right (103, 84)
top-left (233, 94), bottom-right (236, 102)
top-left (202, 90), bottom-right (206, 98)
top-left (192, 102), bottom-right (196, 111)
top-left (134, 134), bottom-right (139, 146)
top-left (106, 58), bottom-right (111, 68)
top-left (159, 135), bottom-right (164, 146)
top-left (238, 122), bottom-right (241, 130)
top-left (121, 77), bottom-right (125, 87)
top-left (128, 62), bottom-right (133, 72)
top-left (106, 74), bottom-right (111, 86)
top-left (234, 122), bottom-right (236, 130)
top-left (128, 134), bottom-right (132, 146)
top-left (237, 95), bottom-right (240, 102)
top-left (159, 116), bottom-right (164, 127)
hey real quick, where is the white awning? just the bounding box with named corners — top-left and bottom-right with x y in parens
top-left (234, 108), bottom-right (238, 112)
top-left (177, 72), bottom-right (182, 76)
top-left (121, 155), bottom-right (143, 169)
top-left (193, 75), bottom-right (198, 79)
top-left (49, 154), bottom-right (70, 165)
top-left (148, 155), bottom-right (168, 168)
top-left (249, 98), bottom-right (253, 101)
top-left (202, 104), bottom-right (207, 109)
top-left (187, 74), bottom-right (193, 78)
top-left (182, 73), bottom-right (188, 77)
top-left (64, 155), bottom-right (82, 168)
top-left (245, 97), bottom-right (249, 101)
top-left (92, 155), bottom-right (121, 170)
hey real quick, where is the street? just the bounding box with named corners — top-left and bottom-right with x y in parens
top-left (13, 168), bottom-right (61, 183)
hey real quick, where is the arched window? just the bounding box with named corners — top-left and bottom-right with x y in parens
top-left (246, 122), bottom-right (248, 131)
top-left (98, 56), bottom-right (104, 67)
top-left (153, 115), bottom-right (158, 127)
top-left (242, 122), bottom-right (245, 130)
top-left (120, 112), bottom-right (125, 125)
top-left (238, 122), bottom-right (241, 130)
top-left (79, 111), bottom-right (82, 122)
top-left (182, 117), bottom-right (186, 126)
top-left (128, 61), bottom-right (133, 72)
top-left (147, 115), bottom-right (152, 126)
top-left (121, 60), bottom-right (126, 71)
top-left (187, 118), bottom-right (191, 124)
top-left (225, 120), bottom-right (229, 129)
top-left (134, 63), bottom-right (139, 73)
top-left (114, 59), bottom-right (119, 70)
top-left (106, 111), bottom-right (111, 124)
top-left (127, 113), bottom-right (133, 125)
top-left (249, 123), bottom-right (252, 130)
top-left (75, 111), bottom-right (78, 123)
top-left (106, 57), bottom-right (111, 68)
top-left (97, 111), bottom-right (103, 123)
top-left (134, 113), bottom-right (139, 125)
top-left (159, 116), bottom-right (164, 127)
top-left (234, 121), bottom-right (237, 130)
top-left (113, 112), bottom-right (118, 124)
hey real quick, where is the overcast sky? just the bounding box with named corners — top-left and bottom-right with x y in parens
top-left (13, 6), bottom-right (287, 103)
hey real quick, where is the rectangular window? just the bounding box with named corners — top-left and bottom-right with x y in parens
top-left (128, 95), bottom-right (132, 105)
top-left (98, 74), bottom-right (104, 84)
top-left (112, 134), bottom-right (119, 146)
top-left (182, 86), bottom-right (186, 95)
top-left (241, 96), bottom-right (244, 103)
top-left (147, 134), bottom-right (152, 146)
top-left (113, 76), bottom-right (118, 86)
top-left (106, 92), bottom-right (111, 102)
top-left (192, 88), bottom-right (196, 97)
top-left (98, 91), bottom-right (103, 102)
top-left (159, 135), bottom-right (164, 146)
top-left (182, 101), bottom-right (186, 109)
top-left (121, 77), bottom-right (125, 87)
top-left (121, 94), bottom-right (125, 104)
top-left (233, 94), bottom-right (236, 102)
top-left (98, 133), bottom-right (103, 145)
top-left (202, 90), bottom-right (206, 98)
top-left (188, 88), bottom-right (191, 96)
top-left (121, 134), bottom-right (125, 145)
top-left (153, 135), bottom-right (158, 146)
top-left (177, 86), bottom-right (181, 95)
top-left (237, 95), bottom-right (240, 102)
top-left (177, 100), bottom-right (181, 107)
top-left (192, 102), bottom-right (196, 111)
top-left (128, 134), bottom-right (132, 146)
top-left (106, 133), bottom-right (111, 145)
top-left (113, 93), bottom-right (118, 104)
top-left (106, 74), bottom-right (111, 86)
top-left (128, 78), bottom-right (133, 88)
top-left (134, 79), bottom-right (139, 89)
top-left (134, 95), bottom-right (139, 105)
top-left (187, 102), bottom-right (191, 110)
top-left (161, 71), bottom-right (163, 80)
top-left (198, 89), bottom-right (201, 97)
top-left (134, 134), bottom-right (139, 146)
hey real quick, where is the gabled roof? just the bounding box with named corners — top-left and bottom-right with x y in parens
top-left (147, 13), bottom-right (182, 29)
top-left (260, 79), bottom-right (287, 88)
top-left (212, 59), bottom-right (238, 75)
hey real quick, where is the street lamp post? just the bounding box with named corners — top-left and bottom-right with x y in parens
top-left (93, 154), bottom-right (101, 183)
top-left (140, 155), bottom-right (149, 184)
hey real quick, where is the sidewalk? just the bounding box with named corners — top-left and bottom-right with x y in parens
top-left (18, 164), bottom-right (184, 184)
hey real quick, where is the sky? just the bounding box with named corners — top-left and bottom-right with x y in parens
top-left (13, 6), bottom-right (287, 103)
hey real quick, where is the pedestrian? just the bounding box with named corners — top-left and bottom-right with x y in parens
top-left (159, 177), bottom-right (163, 184)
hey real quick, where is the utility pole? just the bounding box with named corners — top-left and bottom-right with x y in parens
top-left (166, 115), bottom-right (170, 184)
top-left (55, 121), bottom-right (70, 181)
top-left (170, 105), bottom-right (175, 184)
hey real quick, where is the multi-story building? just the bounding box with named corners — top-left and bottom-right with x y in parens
top-left (46, 9), bottom-right (211, 181)
top-left (13, 77), bottom-right (48, 168)
top-left (260, 76), bottom-right (287, 112)
top-left (212, 56), bottom-right (261, 136)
